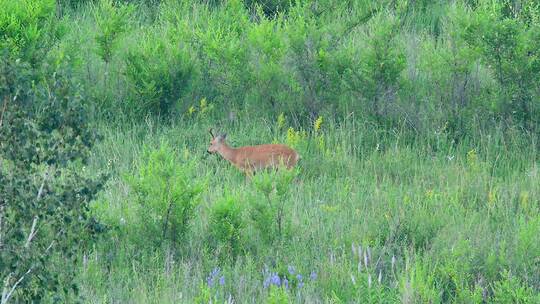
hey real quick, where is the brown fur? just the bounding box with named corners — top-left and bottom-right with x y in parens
top-left (207, 132), bottom-right (299, 175)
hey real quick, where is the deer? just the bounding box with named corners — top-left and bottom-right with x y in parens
top-left (207, 128), bottom-right (300, 177)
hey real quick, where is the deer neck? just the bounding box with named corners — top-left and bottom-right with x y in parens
top-left (217, 143), bottom-right (237, 164)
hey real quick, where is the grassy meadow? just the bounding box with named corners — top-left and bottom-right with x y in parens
top-left (81, 117), bottom-right (539, 303)
top-left (1, 0), bottom-right (539, 303)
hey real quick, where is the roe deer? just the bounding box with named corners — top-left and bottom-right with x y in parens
top-left (207, 129), bottom-right (299, 176)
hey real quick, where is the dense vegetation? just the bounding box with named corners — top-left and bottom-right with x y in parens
top-left (1, 0), bottom-right (538, 302)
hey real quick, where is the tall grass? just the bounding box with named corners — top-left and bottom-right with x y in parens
top-left (81, 114), bottom-right (539, 303)
top-left (5, 0), bottom-right (537, 302)
top-left (57, 0), bottom-right (540, 132)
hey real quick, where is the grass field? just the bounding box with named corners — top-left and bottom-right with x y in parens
top-left (79, 117), bottom-right (539, 303)
top-left (2, 0), bottom-right (539, 302)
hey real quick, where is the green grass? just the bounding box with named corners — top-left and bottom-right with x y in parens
top-left (80, 116), bottom-right (539, 303)
top-left (11, 0), bottom-right (536, 302)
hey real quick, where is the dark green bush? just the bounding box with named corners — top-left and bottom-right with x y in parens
top-left (462, 1), bottom-right (540, 130)
top-left (0, 0), bottom-right (107, 300)
top-left (125, 32), bottom-right (195, 117)
top-left (193, 0), bottom-right (250, 109)
top-left (343, 12), bottom-right (406, 123)
top-left (244, 0), bottom-right (292, 17)
top-left (0, 55), bottom-right (105, 303)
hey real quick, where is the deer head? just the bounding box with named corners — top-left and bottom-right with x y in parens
top-left (207, 128), bottom-right (227, 154)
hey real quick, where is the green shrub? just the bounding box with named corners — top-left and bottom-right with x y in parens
top-left (0, 0), bottom-right (58, 64)
top-left (208, 193), bottom-right (246, 261)
top-left (125, 31), bottom-right (195, 117)
top-left (415, 2), bottom-right (481, 137)
top-left (125, 142), bottom-right (204, 249)
top-left (250, 168), bottom-right (297, 245)
top-left (463, 1), bottom-right (540, 129)
top-left (94, 0), bottom-right (132, 65)
top-left (285, 7), bottom-right (338, 118)
top-left (343, 12), bottom-right (406, 123)
top-left (0, 52), bottom-right (106, 302)
top-left (193, 0), bottom-right (250, 108)
top-left (492, 271), bottom-right (540, 304)
top-left (245, 11), bottom-right (296, 113)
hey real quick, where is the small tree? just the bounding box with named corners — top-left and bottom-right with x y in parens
top-left (126, 142), bottom-right (204, 250)
top-left (0, 55), bottom-right (106, 303)
top-left (251, 168), bottom-right (297, 245)
top-left (93, 0), bottom-right (132, 109)
top-left (94, 0), bottom-right (131, 65)
top-left (463, 1), bottom-right (540, 130)
top-left (1, 0), bottom-right (106, 301)
top-left (208, 193), bottom-right (246, 261)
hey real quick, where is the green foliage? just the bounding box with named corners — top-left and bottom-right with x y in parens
top-left (208, 193), bottom-right (246, 261)
top-left (266, 286), bottom-right (290, 304)
top-left (245, 12), bottom-right (294, 113)
top-left (193, 0), bottom-right (250, 108)
top-left (251, 168), bottom-right (297, 244)
top-left (94, 0), bottom-right (132, 64)
top-left (462, 0), bottom-right (540, 129)
top-left (125, 142), bottom-right (204, 249)
top-left (0, 52), bottom-right (105, 302)
top-left (492, 271), bottom-right (540, 304)
top-left (343, 12), bottom-right (406, 121)
top-left (285, 7), bottom-right (337, 118)
top-left (125, 31), bottom-right (195, 117)
top-left (5, 0), bottom-right (540, 302)
top-left (0, 0), bottom-right (58, 63)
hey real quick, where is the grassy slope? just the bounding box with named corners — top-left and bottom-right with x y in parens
top-left (51, 0), bottom-right (540, 302)
top-left (80, 116), bottom-right (538, 303)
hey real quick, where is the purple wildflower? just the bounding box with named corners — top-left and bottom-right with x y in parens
top-left (283, 278), bottom-right (289, 289)
top-left (219, 276), bottom-right (225, 286)
top-left (310, 271), bottom-right (317, 280)
top-left (270, 273), bottom-right (281, 286)
top-left (264, 272), bottom-right (283, 289)
top-left (207, 267), bottom-right (221, 287)
top-left (263, 277), bottom-right (271, 289)
top-left (296, 274), bottom-right (303, 281)
top-left (298, 281), bottom-right (304, 288)
top-left (288, 265), bottom-right (296, 275)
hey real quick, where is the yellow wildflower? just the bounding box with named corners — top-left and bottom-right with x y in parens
top-left (314, 116), bottom-right (323, 132)
top-left (277, 113), bottom-right (286, 129)
top-left (467, 149), bottom-right (477, 164)
top-left (199, 98), bottom-right (208, 113)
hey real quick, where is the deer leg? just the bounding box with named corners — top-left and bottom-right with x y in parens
top-left (245, 169), bottom-right (254, 182)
